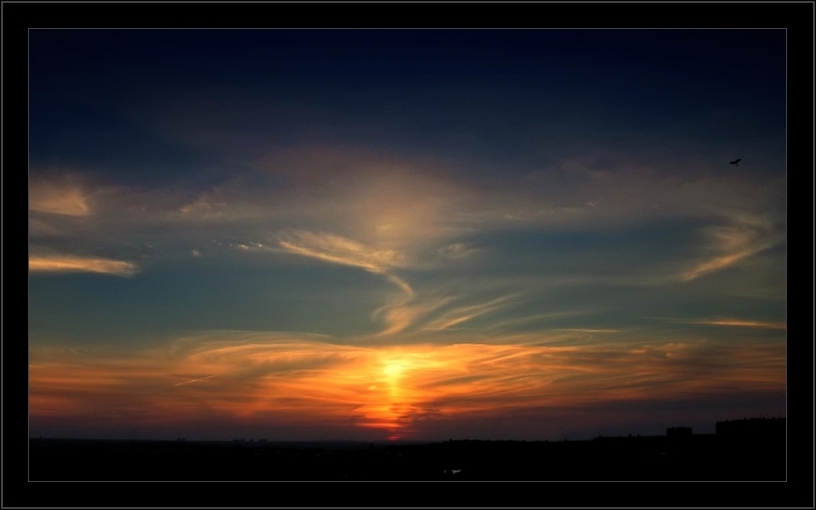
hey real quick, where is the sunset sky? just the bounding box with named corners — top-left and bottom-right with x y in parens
top-left (28, 29), bottom-right (786, 442)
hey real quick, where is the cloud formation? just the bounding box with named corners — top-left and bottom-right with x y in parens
top-left (669, 318), bottom-right (787, 330)
top-left (420, 294), bottom-right (522, 332)
top-left (680, 211), bottom-right (783, 282)
top-left (29, 254), bottom-right (138, 276)
top-left (27, 146), bottom-right (786, 292)
top-left (276, 229), bottom-right (409, 275)
top-left (29, 330), bottom-right (786, 440)
top-left (29, 177), bottom-right (91, 217)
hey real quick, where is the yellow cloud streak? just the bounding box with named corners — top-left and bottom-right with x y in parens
top-left (420, 294), bottom-right (520, 332)
top-left (277, 230), bottom-right (407, 274)
top-left (29, 255), bottom-right (137, 276)
top-left (681, 248), bottom-right (761, 282)
top-left (485, 311), bottom-right (587, 331)
top-left (372, 296), bottom-right (455, 337)
top-left (679, 318), bottom-right (787, 330)
top-left (29, 183), bottom-right (90, 216)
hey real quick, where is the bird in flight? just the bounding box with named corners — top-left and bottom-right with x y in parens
top-left (729, 158), bottom-right (741, 167)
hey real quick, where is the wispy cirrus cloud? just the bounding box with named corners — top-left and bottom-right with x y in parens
top-left (371, 295), bottom-right (456, 337)
top-left (679, 211), bottom-right (784, 282)
top-left (485, 310), bottom-right (589, 332)
top-left (276, 229), bottom-right (409, 275)
top-left (29, 146), bottom-right (786, 289)
top-left (270, 228), bottom-right (427, 336)
top-left (420, 294), bottom-right (522, 332)
top-left (664, 317), bottom-right (787, 330)
top-left (272, 229), bottom-right (416, 303)
top-left (29, 254), bottom-right (138, 276)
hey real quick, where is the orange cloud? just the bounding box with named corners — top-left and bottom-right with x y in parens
top-left (29, 331), bottom-right (786, 440)
top-left (29, 255), bottom-right (137, 276)
top-left (29, 179), bottom-right (90, 216)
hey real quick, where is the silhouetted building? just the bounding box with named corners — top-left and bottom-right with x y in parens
top-left (716, 417), bottom-right (785, 438)
top-left (666, 426), bottom-right (692, 437)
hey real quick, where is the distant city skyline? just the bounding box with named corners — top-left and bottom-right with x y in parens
top-left (29, 29), bottom-right (786, 442)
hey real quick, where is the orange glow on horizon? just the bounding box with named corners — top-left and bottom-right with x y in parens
top-left (29, 334), bottom-right (786, 440)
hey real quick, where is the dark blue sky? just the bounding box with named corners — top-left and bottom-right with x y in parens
top-left (30, 30), bottom-right (785, 183)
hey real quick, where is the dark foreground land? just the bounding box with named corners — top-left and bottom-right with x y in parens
top-left (30, 432), bottom-right (785, 481)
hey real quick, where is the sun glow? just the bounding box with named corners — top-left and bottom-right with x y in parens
top-left (29, 334), bottom-right (786, 441)
top-left (364, 352), bottom-right (434, 437)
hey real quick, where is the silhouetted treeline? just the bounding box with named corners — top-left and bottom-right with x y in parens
top-left (29, 424), bottom-right (785, 481)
